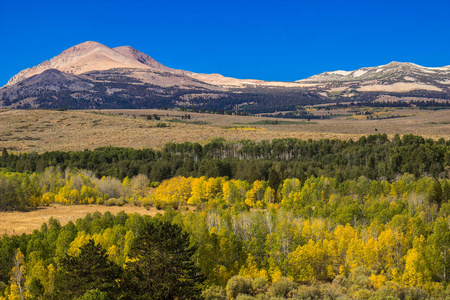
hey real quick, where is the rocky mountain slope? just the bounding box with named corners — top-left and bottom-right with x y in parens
top-left (297, 62), bottom-right (450, 99)
top-left (1, 42), bottom-right (449, 111)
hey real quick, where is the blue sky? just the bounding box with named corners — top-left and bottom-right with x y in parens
top-left (1, 0), bottom-right (449, 86)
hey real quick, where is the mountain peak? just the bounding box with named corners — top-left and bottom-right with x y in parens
top-left (5, 41), bottom-right (156, 86)
top-left (112, 46), bottom-right (189, 75)
top-left (297, 61), bottom-right (450, 83)
top-left (384, 61), bottom-right (422, 69)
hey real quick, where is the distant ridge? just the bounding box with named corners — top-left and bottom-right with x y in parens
top-left (1, 41), bottom-right (449, 110)
top-left (298, 61), bottom-right (450, 83)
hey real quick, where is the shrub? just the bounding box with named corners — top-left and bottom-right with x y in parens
top-left (202, 285), bottom-right (227, 300)
top-left (236, 295), bottom-right (256, 300)
top-left (253, 276), bottom-right (269, 295)
top-left (270, 277), bottom-right (297, 298)
top-left (150, 181), bottom-right (160, 188)
top-left (226, 276), bottom-right (254, 299)
top-left (105, 197), bottom-right (125, 206)
top-left (76, 289), bottom-right (108, 300)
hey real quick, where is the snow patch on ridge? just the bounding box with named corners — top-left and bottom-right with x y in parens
top-left (327, 70), bottom-right (351, 76)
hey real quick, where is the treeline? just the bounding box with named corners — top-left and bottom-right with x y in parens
top-left (0, 214), bottom-right (203, 299)
top-left (1, 174), bottom-right (450, 298)
top-left (326, 100), bottom-right (450, 110)
top-left (2, 134), bottom-right (450, 184)
top-left (0, 168), bottom-right (153, 211)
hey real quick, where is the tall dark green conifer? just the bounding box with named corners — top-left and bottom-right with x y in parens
top-left (56, 239), bottom-right (121, 300)
top-left (123, 220), bottom-right (204, 300)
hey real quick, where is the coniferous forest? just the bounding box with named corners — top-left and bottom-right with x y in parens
top-left (1, 134), bottom-right (450, 299)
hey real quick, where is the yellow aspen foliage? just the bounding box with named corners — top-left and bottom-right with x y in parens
top-left (323, 239), bottom-right (339, 278)
top-left (333, 224), bottom-right (357, 260)
top-left (46, 264), bottom-right (56, 296)
top-left (239, 254), bottom-right (267, 279)
top-left (310, 218), bottom-right (327, 241)
top-left (268, 259), bottom-right (283, 283)
top-left (377, 229), bottom-right (407, 271)
top-left (402, 235), bottom-right (432, 287)
top-left (122, 177), bottom-right (131, 188)
top-left (122, 231), bottom-right (135, 267)
top-left (390, 268), bottom-right (401, 282)
top-left (328, 194), bottom-right (340, 204)
top-left (106, 245), bottom-right (121, 265)
top-left (301, 220), bottom-right (312, 240)
top-left (338, 265), bottom-right (346, 277)
top-left (369, 273), bottom-right (387, 290)
top-left (221, 181), bottom-right (235, 205)
top-left (326, 265), bottom-right (336, 279)
top-left (203, 177), bottom-right (222, 200)
top-left (244, 198), bottom-right (254, 209)
top-left (80, 186), bottom-right (98, 203)
top-left (346, 237), bottom-right (365, 273)
top-left (188, 177), bottom-right (205, 205)
top-left (280, 178), bottom-right (301, 200)
top-left (245, 180), bottom-right (265, 208)
top-left (362, 237), bottom-right (379, 271)
top-left (25, 259), bottom-right (48, 296)
top-left (153, 176), bottom-right (192, 208)
top-left (263, 186), bottom-right (275, 205)
top-left (212, 265), bottom-right (232, 287)
top-left (402, 248), bottom-right (424, 286)
top-left (41, 192), bottom-right (54, 205)
top-left (8, 249), bottom-right (26, 300)
top-left (7, 283), bottom-right (21, 300)
top-left (67, 232), bottom-right (91, 257)
top-left (288, 239), bottom-right (327, 282)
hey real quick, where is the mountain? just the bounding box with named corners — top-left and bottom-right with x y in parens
top-left (1, 42), bottom-right (449, 111)
top-left (297, 62), bottom-right (450, 96)
top-left (6, 42), bottom-right (148, 86)
top-left (112, 46), bottom-right (190, 75)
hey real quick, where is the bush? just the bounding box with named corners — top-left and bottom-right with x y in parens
top-left (270, 277), bottom-right (297, 298)
top-left (290, 286), bottom-right (322, 300)
top-left (75, 289), bottom-right (108, 300)
top-left (332, 275), bottom-right (349, 288)
top-left (105, 197), bottom-right (125, 206)
top-left (226, 276), bottom-right (254, 299)
top-left (150, 181), bottom-right (160, 188)
top-left (156, 122), bottom-right (167, 128)
top-left (236, 295), bottom-right (256, 300)
top-left (202, 285), bottom-right (227, 300)
top-left (253, 276), bottom-right (269, 295)
top-left (369, 282), bottom-right (429, 300)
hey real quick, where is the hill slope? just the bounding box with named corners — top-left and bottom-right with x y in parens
top-left (1, 42), bottom-right (449, 111)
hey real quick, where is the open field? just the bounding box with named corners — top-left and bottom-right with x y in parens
top-left (0, 204), bottom-right (167, 235)
top-left (0, 108), bottom-right (449, 153)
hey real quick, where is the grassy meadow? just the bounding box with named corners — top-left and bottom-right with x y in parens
top-left (0, 108), bottom-right (449, 153)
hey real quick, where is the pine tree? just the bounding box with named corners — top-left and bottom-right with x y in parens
top-left (56, 239), bottom-right (121, 299)
top-left (123, 220), bottom-right (204, 300)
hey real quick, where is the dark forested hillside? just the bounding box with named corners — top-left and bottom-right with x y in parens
top-left (2, 134), bottom-right (449, 183)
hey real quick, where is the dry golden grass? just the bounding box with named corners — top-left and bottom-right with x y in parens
top-left (0, 204), bottom-right (167, 235)
top-left (0, 108), bottom-right (449, 153)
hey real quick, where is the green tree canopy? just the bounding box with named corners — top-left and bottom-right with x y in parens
top-left (56, 239), bottom-right (121, 300)
top-left (123, 220), bottom-right (204, 300)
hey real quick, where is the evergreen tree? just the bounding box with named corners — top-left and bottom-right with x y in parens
top-left (123, 220), bottom-right (204, 300)
top-left (427, 180), bottom-right (443, 205)
top-left (56, 239), bottom-right (121, 300)
top-left (268, 168), bottom-right (281, 192)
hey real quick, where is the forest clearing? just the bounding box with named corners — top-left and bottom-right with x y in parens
top-left (0, 204), bottom-right (163, 235)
